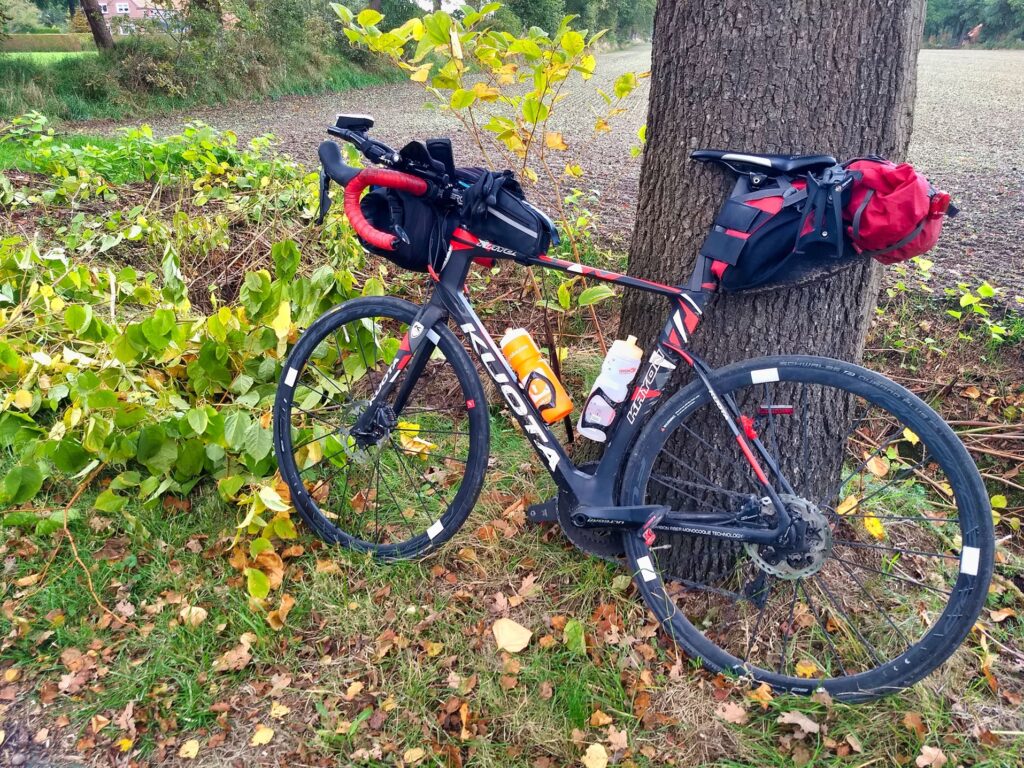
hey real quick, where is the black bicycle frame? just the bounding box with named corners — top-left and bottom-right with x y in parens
top-left (371, 230), bottom-right (793, 545)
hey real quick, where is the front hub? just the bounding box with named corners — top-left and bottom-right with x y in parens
top-left (745, 495), bottom-right (833, 580)
top-left (350, 402), bottom-right (397, 448)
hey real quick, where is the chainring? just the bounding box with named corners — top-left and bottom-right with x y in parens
top-left (556, 462), bottom-right (626, 561)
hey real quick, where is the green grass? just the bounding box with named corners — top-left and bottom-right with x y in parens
top-left (0, 45), bottom-right (400, 122)
top-left (3, 51), bottom-right (96, 64)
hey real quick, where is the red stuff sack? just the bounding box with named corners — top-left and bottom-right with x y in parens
top-left (844, 159), bottom-right (954, 265)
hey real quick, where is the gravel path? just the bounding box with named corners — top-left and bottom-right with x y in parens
top-left (83, 46), bottom-right (1024, 299)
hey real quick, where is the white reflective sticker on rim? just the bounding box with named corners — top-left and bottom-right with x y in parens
top-left (636, 555), bottom-right (658, 582)
top-left (960, 546), bottom-right (980, 576)
top-left (284, 367), bottom-right (299, 387)
top-left (750, 368), bottom-right (780, 384)
top-left (426, 520), bottom-right (444, 540)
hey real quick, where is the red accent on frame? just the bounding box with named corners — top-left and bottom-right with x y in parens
top-left (739, 414), bottom-right (758, 441)
top-left (466, 399), bottom-right (476, 409)
top-left (736, 435), bottom-right (769, 485)
top-left (667, 328), bottom-right (681, 347)
top-left (758, 405), bottom-right (794, 416)
top-left (711, 260), bottom-right (729, 279)
top-left (724, 228), bottom-right (751, 240)
top-left (642, 527), bottom-right (656, 547)
top-left (680, 304), bottom-right (700, 333)
top-left (397, 352), bottom-right (411, 370)
top-left (631, 388), bottom-right (660, 401)
top-left (473, 257), bottom-right (496, 267)
top-left (452, 227), bottom-right (479, 246)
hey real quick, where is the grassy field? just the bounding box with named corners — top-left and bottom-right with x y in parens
top-left (2, 51), bottom-right (97, 64)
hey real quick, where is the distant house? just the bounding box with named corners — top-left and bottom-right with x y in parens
top-left (98, 0), bottom-right (178, 33)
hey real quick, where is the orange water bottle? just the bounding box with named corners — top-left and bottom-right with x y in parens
top-left (500, 329), bottom-right (573, 424)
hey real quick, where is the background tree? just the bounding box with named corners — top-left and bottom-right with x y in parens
top-left (618, 0), bottom-right (927, 579)
top-left (78, 0), bottom-right (112, 48)
top-left (1, 0), bottom-right (43, 31)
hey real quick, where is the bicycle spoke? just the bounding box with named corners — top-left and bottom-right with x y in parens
top-left (832, 538), bottom-right (958, 561)
top-left (799, 579), bottom-right (849, 676)
top-left (829, 555), bottom-right (952, 597)
top-left (777, 581), bottom-right (800, 675)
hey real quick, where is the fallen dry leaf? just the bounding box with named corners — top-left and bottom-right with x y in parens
top-left (916, 745), bottom-right (948, 768)
top-left (270, 702), bottom-right (291, 719)
top-left (777, 710), bottom-right (820, 735)
top-left (345, 681), bottom-right (365, 700)
top-left (581, 743), bottom-right (609, 768)
top-left (403, 747), bottom-right (426, 764)
top-left (989, 607), bottom-right (1017, 623)
top-left (903, 711), bottom-right (927, 738)
top-left (715, 701), bottom-right (749, 725)
top-left (492, 618), bottom-right (532, 653)
top-left (178, 739), bottom-right (200, 759)
top-left (250, 724), bottom-right (274, 746)
top-left (589, 710), bottom-right (613, 727)
top-left (267, 593), bottom-right (295, 631)
top-left (213, 633), bottom-right (256, 673)
top-left (179, 606), bottom-right (208, 628)
top-left (607, 724), bottom-right (628, 752)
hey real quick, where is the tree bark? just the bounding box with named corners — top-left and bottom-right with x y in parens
top-left (79, 0), bottom-right (114, 50)
top-left (620, 0), bottom-right (926, 580)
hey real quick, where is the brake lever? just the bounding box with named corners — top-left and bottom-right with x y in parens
top-left (315, 168), bottom-right (331, 225)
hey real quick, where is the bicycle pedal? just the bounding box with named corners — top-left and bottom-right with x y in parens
top-left (526, 497), bottom-right (559, 524)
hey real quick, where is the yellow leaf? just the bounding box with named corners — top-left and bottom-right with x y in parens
top-left (589, 709), bottom-right (613, 726)
top-left (835, 494), bottom-right (859, 516)
top-left (471, 81), bottom-right (500, 101)
top-left (903, 428), bottom-right (920, 445)
top-left (344, 680), bottom-right (364, 700)
top-left (747, 682), bottom-right (774, 708)
top-left (866, 455), bottom-right (889, 477)
top-left (397, 421), bottom-right (436, 457)
top-left (565, 163), bottom-right (584, 178)
top-left (425, 641), bottom-right (444, 657)
top-left (270, 702), bottom-right (291, 719)
top-left (449, 26), bottom-right (463, 59)
top-left (961, 385), bottom-right (981, 399)
top-left (178, 739), bottom-right (200, 759)
top-left (13, 389), bottom-right (33, 409)
top-left (581, 743), bottom-right (609, 768)
top-left (863, 513), bottom-right (886, 540)
top-left (270, 300), bottom-right (291, 346)
top-left (403, 747), bottom-right (426, 764)
top-left (594, 118), bottom-right (611, 133)
top-left (410, 63), bottom-right (432, 82)
top-left (794, 659), bottom-right (818, 678)
top-left (544, 131), bottom-right (568, 151)
top-left (492, 618), bottom-right (532, 653)
top-left (118, 738), bottom-right (134, 752)
top-left (250, 724), bottom-right (274, 746)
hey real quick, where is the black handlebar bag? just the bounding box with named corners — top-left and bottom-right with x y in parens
top-left (357, 188), bottom-right (452, 272)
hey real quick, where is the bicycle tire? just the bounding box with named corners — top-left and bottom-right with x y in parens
top-left (620, 355), bottom-right (993, 701)
top-left (273, 296), bottom-right (489, 559)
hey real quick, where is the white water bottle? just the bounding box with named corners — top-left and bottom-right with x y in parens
top-left (577, 335), bottom-right (643, 442)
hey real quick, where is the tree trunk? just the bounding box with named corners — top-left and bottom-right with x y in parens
top-left (79, 0), bottom-right (114, 50)
top-left (620, 0), bottom-right (926, 581)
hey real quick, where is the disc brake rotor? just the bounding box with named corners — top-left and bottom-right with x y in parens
top-left (744, 495), bottom-right (833, 579)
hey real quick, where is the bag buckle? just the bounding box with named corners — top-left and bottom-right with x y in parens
top-left (928, 191), bottom-right (951, 219)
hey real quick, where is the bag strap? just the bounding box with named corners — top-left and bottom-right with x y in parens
top-left (857, 216), bottom-right (928, 259)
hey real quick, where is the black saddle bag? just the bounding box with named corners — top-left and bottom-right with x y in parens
top-left (701, 167), bottom-right (852, 291)
top-left (358, 187), bottom-right (453, 273)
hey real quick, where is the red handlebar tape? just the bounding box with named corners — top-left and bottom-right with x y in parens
top-left (343, 168), bottom-right (429, 251)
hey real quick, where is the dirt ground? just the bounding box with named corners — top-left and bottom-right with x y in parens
top-left (84, 46), bottom-right (1024, 301)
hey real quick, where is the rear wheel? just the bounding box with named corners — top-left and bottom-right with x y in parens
top-left (273, 297), bottom-right (489, 560)
top-left (621, 356), bottom-right (993, 700)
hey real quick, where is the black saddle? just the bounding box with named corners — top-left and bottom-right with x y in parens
top-left (691, 149), bottom-right (837, 176)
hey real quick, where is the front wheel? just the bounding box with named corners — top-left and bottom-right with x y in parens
top-left (273, 297), bottom-right (489, 560)
top-left (621, 355), bottom-right (993, 701)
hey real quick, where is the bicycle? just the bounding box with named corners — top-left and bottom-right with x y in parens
top-left (273, 115), bottom-right (994, 701)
